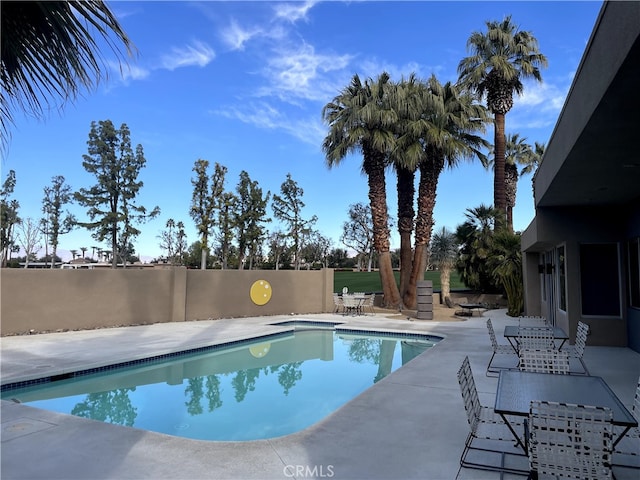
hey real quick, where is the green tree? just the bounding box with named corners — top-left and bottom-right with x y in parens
top-left (395, 75), bottom-right (488, 308)
top-left (184, 241), bottom-right (213, 269)
top-left (17, 217), bottom-right (42, 268)
top-left (74, 120), bottom-right (160, 268)
top-left (216, 191), bottom-right (237, 269)
top-left (325, 248), bottom-right (349, 269)
top-left (341, 202), bottom-right (374, 272)
top-left (487, 133), bottom-right (536, 231)
top-left (300, 231), bottom-right (332, 269)
top-left (323, 73), bottom-right (401, 307)
top-left (158, 218), bottom-right (187, 265)
top-left (190, 160), bottom-right (226, 269)
top-left (266, 229), bottom-right (290, 270)
top-left (389, 75), bottom-right (420, 299)
top-left (0, 170), bottom-right (20, 267)
top-left (455, 204), bottom-right (500, 293)
top-left (272, 173), bottom-right (317, 271)
top-left (525, 141), bottom-right (545, 201)
top-left (487, 230), bottom-right (524, 316)
top-left (234, 171), bottom-right (271, 270)
top-left (430, 227), bottom-right (459, 305)
top-left (1, 1), bottom-right (133, 144)
top-left (41, 175), bottom-right (75, 269)
top-left (458, 15), bottom-right (547, 230)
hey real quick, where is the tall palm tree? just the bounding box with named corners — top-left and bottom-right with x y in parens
top-left (396, 75), bottom-right (489, 308)
top-left (1, 1), bottom-right (133, 141)
top-left (487, 133), bottom-right (533, 231)
top-left (322, 73), bottom-right (402, 308)
top-left (430, 227), bottom-right (459, 306)
top-left (457, 15), bottom-right (547, 230)
top-left (388, 75), bottom-right (422, 300)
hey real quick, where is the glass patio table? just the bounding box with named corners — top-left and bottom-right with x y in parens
top-left (494, 370), bottom-right (637, 452)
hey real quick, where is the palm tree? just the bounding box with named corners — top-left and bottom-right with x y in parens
top-left (396, 75), bottom-right (489, 308)
top-left (322, 73), bottom-right (402, 308)
top-left (457, 15), bottom-right (547, 230)
top-left (430, 227), bottom-right (459, 306)
top-left (525, 141), bottom-right (545, 201)
top-left (455, 204), bottom-right (499, 293)
top-left (389, 76), bottom-right (421, 299)
top-left (80, 246), bottom-right (88, 258)
top-left (487, 133), bottom-right (533, 231)
top-left (487, 230), bottom-right (523, 316)
top-left (1, 1), bottom-right (133, 142)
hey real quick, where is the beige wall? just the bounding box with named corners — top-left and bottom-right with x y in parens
top-left (0, 268), bottom-right (334, 336)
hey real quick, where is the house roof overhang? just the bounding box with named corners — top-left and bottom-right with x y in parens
top-left (532, 1), bottom-right (640, 210)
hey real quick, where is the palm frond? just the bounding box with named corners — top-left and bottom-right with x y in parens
top-left (1, 1), bottom-right (134, 143)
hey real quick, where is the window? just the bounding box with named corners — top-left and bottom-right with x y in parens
top-left (558, 246), bottom-right (566, 311)
top-left (629, 237), bottom-right (640, 308)
top-left (580, 243), bottom-right (621, 317)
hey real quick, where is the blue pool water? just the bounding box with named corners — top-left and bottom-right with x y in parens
top-left (1, 326), bottom-right (441, 441)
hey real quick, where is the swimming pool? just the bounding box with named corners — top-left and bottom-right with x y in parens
top-left (1, 323), bottom-right (441, 441)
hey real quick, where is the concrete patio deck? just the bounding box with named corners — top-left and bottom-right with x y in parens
top-left (2, 307), bottom-right (639, 479)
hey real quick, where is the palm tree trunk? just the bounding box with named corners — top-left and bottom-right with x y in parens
top-left (493, 112), bottom-right (507, 230)
top-left (504, 162), bottom-right (518, 233)
top-left (440, 266), bottom-right (451, 304)
top-left (404, 157), bottom-right (442, 309)
top-left (364, 149), bottom-right (401, 308)
top-left (396, 166), bottom-right (415, 299)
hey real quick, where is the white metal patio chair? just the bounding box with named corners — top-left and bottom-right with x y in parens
top-left (517, 316), bottom-right (549, 327)
top-left (486, 319), bottom-right (518, 377)
top-left (517, 326), bottom-right (556, 352)
top-left (341, 294), bottom-right (360, 316)
top-left (527, 400), bottom-right (614, 479)
top-left (518, 348), bottom-right (570, 375)
top-left (613, 376), bottom-right (640, 467)
top-left (565, 321), bottom-right (590, 375)
top-left (457, 356), bottom-right (526, 475)
top-left (363, 293), bottom-right (375, 315)
top-left (333, 293), bottom-right (344, 314)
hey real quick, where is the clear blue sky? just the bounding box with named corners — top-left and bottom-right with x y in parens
top-left (3, 1), bottom-right (603, 262)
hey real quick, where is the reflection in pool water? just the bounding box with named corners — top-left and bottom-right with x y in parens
top-left (2, 329), bottom-right (440, 440)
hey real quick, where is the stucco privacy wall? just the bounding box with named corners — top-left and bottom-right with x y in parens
top-left (0, 268), bottom-right (334, 336)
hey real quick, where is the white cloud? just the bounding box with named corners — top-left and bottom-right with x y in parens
top-left (160, 40), bottom-right (216, 70)
top-left (212, 102), bottom-right (325, 146)
top-left (106, 60), bottom-right (150, 86)
top-left (517, 81), bottom-right (565, 111)
top-left (120, 63), bottom-right (150, 82)
top-left (508, 79), bottom-right (573, 131)
top-left (273, 1), bottom-right (317, 23)
top-left (220, 19), bottom-right (262, 51)
top-left (260, 43), bottom-right (353, 102)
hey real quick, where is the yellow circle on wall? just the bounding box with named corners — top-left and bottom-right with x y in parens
top-left (249, 343), bottom-right (271, 358)
top-left (250, 279), bottom-right (272, 306)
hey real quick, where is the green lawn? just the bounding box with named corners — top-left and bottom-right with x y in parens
top-left (333, 270), bottom-right (465, 293)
